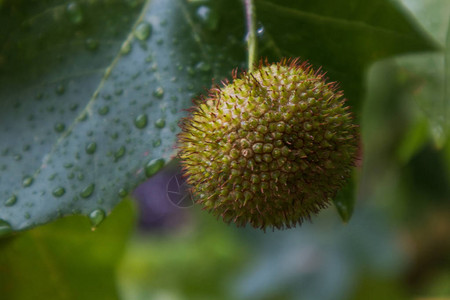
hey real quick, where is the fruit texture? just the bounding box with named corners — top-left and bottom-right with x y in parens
top-left (178, 59), bottom-right (359, 230)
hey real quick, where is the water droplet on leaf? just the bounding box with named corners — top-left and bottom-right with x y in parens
top-left (64, 163), bottom-right (74, 169)
top-left (85, 142), bottom-right (97, 154)
top-left (52, 187), bottom-right (66, 197)
top-left (22, 176), bottom-right (33, 187)
top-left (196, 5), bottom-right (219, 31)
top-left (120, 41), bottom-right (132, 55)
top-left (118, 188), bottom-right (128, 198)
top-left (5, 195), bottom-right (17, 207)
top-left (66, 2), bottom-right (83, 25)
top-left (54, 122), bottom-right (66, 133)
top-left (114, 146), bottom-right (126, 161)
top-left (85, 38), bottom-right (99, 51)
top-left (152, 139), bottom-right (161, 147)
top-left (80, 183), bottom-right (95, 198)
top-left (89, 209), bottom-right (105, 228)
top-left (55, 84), bottom-right (65, 95)
top-left (134, 114), bottom-right (148, 129)
top-left (155, 118), bottom-right (166, 128)
top-left (195, 61), bottom-right (211, 72)
top-left (0, 219), bottom-right (12, 237)
top-left (98, 105), bottom-right (110, 115)
top-left (145, 158), bottom-right (165, 177)
top-left (134, 22), bottom-right (152, 40)
top-left (257, 25), bottom-right (265, 37)
top-left (153, 87), bottom-right (164, 99)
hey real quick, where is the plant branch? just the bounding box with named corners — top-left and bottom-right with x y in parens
top-left (245, 0), bottom-right (257, 72)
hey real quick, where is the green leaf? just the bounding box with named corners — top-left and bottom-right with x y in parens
top-left (0, 0), bottom-right (245, 232)
top-left (333, 175), bottom-right (356, 223)
top-left (392, 0), bottom-right (450, 149)
top-left (396, 115), bottom-right (429, 164)
top-left (255, 0), bottom-right (439, 111)
top-left (0, 199), bottom-right (135, 300)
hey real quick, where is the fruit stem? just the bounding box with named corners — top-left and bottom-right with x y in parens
top-left (245, 0), bottom-right (258, 72)
top-left (444, 18), bottom-right (450, 139)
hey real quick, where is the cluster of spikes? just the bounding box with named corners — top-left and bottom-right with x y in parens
top-left (178, 58), bottom-right (359, 230)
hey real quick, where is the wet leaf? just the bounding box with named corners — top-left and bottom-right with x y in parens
top-left (0, 0), bottom-right (245, 232)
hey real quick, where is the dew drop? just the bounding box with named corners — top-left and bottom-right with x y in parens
top-left (22, 176), bottom-right (33, 187)
top-left (0, 219), bottom-right (12, 237)
top-left (78, 112), bottom-right (88, 121)
top-left (153, 87), bottom-right (164, 99)
top-left (55, 84), bottom-right (65, 95)
top-left (80, 183), bottom-right (95, 198)
top-left (66, 2), bottom-right (83, 25)
top-left (145, 158), bottom-right (165, 178)
top-left (196, 5), bottom-right (219, 31)
top-left (145, 54), bottom-right (153, 63)
top-left (85, 142), bottom-right (97, 154)
top-left (98, 105), bottom-right (110, 115)
top-left (114, 146), bottom-right (126, 162)
top-left (257, 25), bottom-right (265, 37)
top-left (85, 38), bottom-right (99, 51)
top-left (134, 22), bottom-right (152, 41)
top-left (118, 188), bottom-right (128, 198)
top-left (104, 67), bottom-right (112, 79)
top-left (152, 139), bottom-right (161, 147)
top-left (52, 187), bottom-right (66, 197)
top-left (5, 195), bottom-right (17, 207)
top-left (64, 162), bottom-right (74, 169)
top-left (186, 66), bottom-right (195, 76)
top-left (111, 132), bottom-right (119, 140)
top-left (155, 118), bottom-right (166, 128)
top-left (54, 122), bottom-right (66, 133)
top-left (120, 41), bottom-right (132, 55)
top-left (89, 209), bottom-right (105, 228)
top-left (195, 61), bottom-right (211, 72)
top-left (134, 114), bottom-right (148, 129)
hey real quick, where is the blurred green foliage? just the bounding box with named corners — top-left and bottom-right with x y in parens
top-left (0, 200), bottom-right (136, 300)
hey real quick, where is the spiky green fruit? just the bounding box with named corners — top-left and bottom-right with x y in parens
top-left (178, 59), bottom-right (359, 229)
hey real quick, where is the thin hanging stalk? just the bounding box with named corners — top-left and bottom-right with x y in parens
top-left (245, 0), bottom-right (258, 72)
